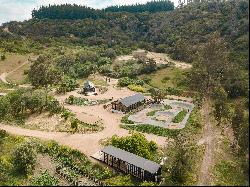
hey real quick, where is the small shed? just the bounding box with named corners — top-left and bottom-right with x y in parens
top-left (111, 93), bottom-right (146, 113)
top-left (83, 80), bottom-right (95, 93)
top-left (101, 146), bottom-right (161, 182)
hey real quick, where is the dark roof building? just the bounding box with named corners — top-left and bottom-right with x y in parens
top-left (83, 80), bottom-right (95, 93)
top-left (101, 146), bottom-right (161, 182)
top-left (111, 94), bottom-right (146, 113)
top-left (120, 93), bottom-right (145, 108)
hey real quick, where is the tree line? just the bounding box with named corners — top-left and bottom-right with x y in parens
top-left (31, 1), bottom-right (174, 20)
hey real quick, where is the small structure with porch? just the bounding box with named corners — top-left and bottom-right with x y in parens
top-left (111, 93), bottom-right (146, 113)
top-left (100, 146), bottom-right (161, 182)
top-left (82, 80), bottom-right (96, 94)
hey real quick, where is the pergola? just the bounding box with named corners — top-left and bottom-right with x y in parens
top-left (101, 146), bottom-right (161, 182)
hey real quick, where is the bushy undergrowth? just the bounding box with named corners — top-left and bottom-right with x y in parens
top-left (0, 88), bottom-right (62, 124)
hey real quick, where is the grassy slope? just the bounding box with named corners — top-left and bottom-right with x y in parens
top-left (0, 54), bottom-right (29, 74)
top-left (139, 66), bottom-right (187, 90)
top-left (0, 133), bottom-right (27, 186)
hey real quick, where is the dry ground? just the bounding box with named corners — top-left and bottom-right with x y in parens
top-left (115, 49), bottom-right (192, 69)
top-left (1, 77), bottom-right (167, 158)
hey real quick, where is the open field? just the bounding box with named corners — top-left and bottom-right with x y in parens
top-left (140, 66), bottom-right (187, 89)
top-left (0, 54), bottom-right (30, 74)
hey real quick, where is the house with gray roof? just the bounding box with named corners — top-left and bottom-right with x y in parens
top-left (111, 93), bottom-right (146, 113)
top-left (101, 145), bottom-right (161, 182)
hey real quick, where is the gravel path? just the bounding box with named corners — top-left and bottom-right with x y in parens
top-left (197, 97), bottom-right (220, 186)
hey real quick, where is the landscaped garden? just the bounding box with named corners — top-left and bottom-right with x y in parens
top-left (126, 99), bottom-right (194, 130)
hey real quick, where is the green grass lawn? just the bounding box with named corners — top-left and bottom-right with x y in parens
top-left (139, 66), bottom-right (187, 90)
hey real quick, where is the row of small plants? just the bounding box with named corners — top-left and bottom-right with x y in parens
top-left (65, 95), bottom-right (111, 106)
top-left (172, 109), bottom-right (188, 123)
top-left (40, 141), bottom-right (114, 181)
top-left (60, 109), bottom-right (104, 133)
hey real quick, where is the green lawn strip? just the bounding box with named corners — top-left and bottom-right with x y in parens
top-left (121, 124), bottom-right (180, 138)
top-left (146, 110), bottom-right (159, 116)
top-left (172, 109), bottom-right (188, 123)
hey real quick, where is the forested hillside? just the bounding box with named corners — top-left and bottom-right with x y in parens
top-left (0, 0), bottom-right (249, 186)
top-left (1, 0), bottom-right (248, 67)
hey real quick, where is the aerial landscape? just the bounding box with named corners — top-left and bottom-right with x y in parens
top-left (0, 0), bottom-right (249, 186)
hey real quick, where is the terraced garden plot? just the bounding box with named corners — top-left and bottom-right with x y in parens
top-left (128, 99), bottom-right (195, 129)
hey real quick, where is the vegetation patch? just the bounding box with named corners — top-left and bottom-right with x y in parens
top-left (30, 170), bottom-right (59, 186)
top-left (65, 95), bottom-right (110, 106)
top-left (164, 104), bottom-right (172, 110)
top-left (127, 84), bottom-right (146, 93)
top-left (172, 109), bottom-right (188, 123)
top-left (146, 110), bottom-right (159, 116)
top-left (121, 124), bottom-right (179, 138)
top-left (104, 132), bottom-right (160, 162)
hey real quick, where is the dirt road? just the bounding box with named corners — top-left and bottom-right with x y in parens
top-left (197, 98), bottom-right (219, 186)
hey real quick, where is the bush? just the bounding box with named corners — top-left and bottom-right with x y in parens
top-left (128, 84), bottom-right (146, 93)
top-left (30, 170), bottom-right (59, 186)
top-left (118, 77), bottom-right (144, 87)
top-left (0, 54), bottom-right (6, 60)
top-left (57, 76), bottom-right (79, 94)
top-left (108, 132), bottom-right (158, 160)
top-left (46, 97), bottom-right (62, 114)
top-left (121, 115), bottom-right (134, 124)
top-left (12, 140), bottom-right (37, 175)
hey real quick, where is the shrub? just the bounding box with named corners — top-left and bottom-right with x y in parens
top-left (128, 84), bottom-right (145, 93)
top-left (71, 119), bottom-right (79, 132)
top-left (0, 54), bottom-right (6, 60)
top-left (118, 77), bottom-right (144, 87)
top-left (61, 109), bottom-right (73, 121)
top-left (164, 104), bottom-right (172, 110)
top-left (12, 140), bottom-right (37, 175)
top-left (172, 110), bottom-right (188, 123)
top-left (46, 97), bottom-right (62, 114)
top-left (57, 76), bottom-right (79, 94)
top-left (30, 170), bottom-right (59, 186)
top-left (108, 132), bottom-right (158, 160)
top-left (121, 115), bottom-right (134, 124)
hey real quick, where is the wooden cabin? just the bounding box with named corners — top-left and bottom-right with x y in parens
top-left (101, 146), bottom-right (161, 182)
top-left (111, 93), bottom-right (146, 113)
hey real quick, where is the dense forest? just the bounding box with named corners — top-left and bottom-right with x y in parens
top-left (104, 0), bottom-right (174, 13)
top-left (2, 0), bottom-right (248, 67)
top-left (31, 0), bottom-right (174, 20)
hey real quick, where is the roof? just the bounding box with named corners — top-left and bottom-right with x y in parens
top-left (120, 93), bottom-right (145, 107)
top-left (102, 146), bottom-right (161, 174)
top-left (84, 80), bottom-right (95, 88)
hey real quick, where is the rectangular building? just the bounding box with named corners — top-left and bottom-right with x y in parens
top-left (101, 146), bottom-right (161, 182)
top-left (111, 93), bottom-right (146, 113)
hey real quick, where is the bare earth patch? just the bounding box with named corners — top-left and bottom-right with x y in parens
top-left (115, 49), bottom-right (192, 69)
